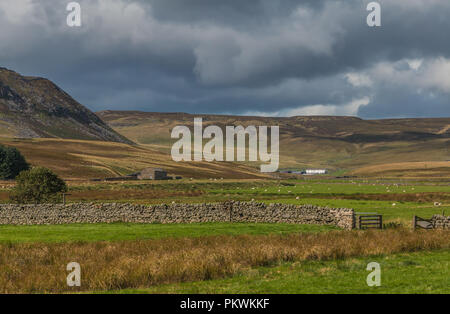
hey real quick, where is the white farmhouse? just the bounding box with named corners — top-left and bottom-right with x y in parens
top-left (304, 169), bottom-right (328, 175)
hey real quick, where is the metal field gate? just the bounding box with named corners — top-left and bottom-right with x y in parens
top-left (354, 213), bottom-right (383, 230)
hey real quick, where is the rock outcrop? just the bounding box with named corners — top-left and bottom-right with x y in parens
top-left (0, 67), bottom-right (132, 144)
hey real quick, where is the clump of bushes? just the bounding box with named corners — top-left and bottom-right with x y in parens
top-left (10, 167), bottom-right (67, 204)
top-left (0, 145), bottom-right (29, 179)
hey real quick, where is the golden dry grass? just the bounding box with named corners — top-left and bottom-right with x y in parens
top-left (352, 161), bottom-right (450, 177)
top-left (0, 229), bottom-right (448, 293)
top-left (0, 138), bottom-right (268, 180)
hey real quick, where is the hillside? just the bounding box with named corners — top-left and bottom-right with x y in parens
top-left (0, 68), bottom-right (131, 144)
top-left (97, 111), bottom-right (450, 177)
top-left (0, 138), bottom-right (267, 180)
top-left (0, 65), bottom-right (448, 180)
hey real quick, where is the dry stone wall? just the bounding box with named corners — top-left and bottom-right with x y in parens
top-left (0, 201), bottom-right (355, 230)
top-left (431, 215), bottom-right (450, 229)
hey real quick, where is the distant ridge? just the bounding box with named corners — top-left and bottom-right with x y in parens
top-left (97, 110), bottom-right (450, 173)
top-left (97, 110), bottom-right (450, 142)
top-left (0, 68), bottom-right (132, 144)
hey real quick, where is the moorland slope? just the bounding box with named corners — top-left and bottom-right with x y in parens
top-left (98, 111), bottom-right (450, 176)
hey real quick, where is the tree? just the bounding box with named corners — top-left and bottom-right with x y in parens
top-left (0, 145), bottom-right (29, 179)
top-left (10, 167), bottom-right (67, 204)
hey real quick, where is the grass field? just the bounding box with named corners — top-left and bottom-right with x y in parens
top-left (0, 177), bottom-right (448, 294)
top-left (1, 178), bottom-right (448, 224)
top-left (119, 250), bottom-right (450, 294)
top-left (1, 229), bottom-right (448, 293)
top-left (0, 223), bottom-right (336, 243)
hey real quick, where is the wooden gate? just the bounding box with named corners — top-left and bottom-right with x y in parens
top-left (413, 216), bottom-right (433, 230)
top-left (355, 213), bottom-right (383, 230)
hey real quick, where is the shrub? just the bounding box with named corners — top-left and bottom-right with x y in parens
top-left (0, 145), bottom-right (29, 179)
top-left (10, 167), bottom-right (67, 204)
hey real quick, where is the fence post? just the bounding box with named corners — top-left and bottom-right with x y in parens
top-left (412, 215), bottom-right (417, 230)
top-left (379, 215), bottom-right (383, 230)
top-left (62, 193), bottom-right (72, 205)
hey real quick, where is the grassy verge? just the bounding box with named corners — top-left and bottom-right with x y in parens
top-left (0, 229), bottom-right (447, 293)
top-left (0, 223), bottom-right (337, 243)
top-left (115, 249), bottom-right (450, 294)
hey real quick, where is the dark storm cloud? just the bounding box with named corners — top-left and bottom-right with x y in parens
top-left (0, 0), bottom-right (449, 118)
top-left (148, 0), bottom-right (327, 29)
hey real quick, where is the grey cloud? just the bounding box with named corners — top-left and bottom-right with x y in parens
top-left (0, 0), bottom-right (449, 118)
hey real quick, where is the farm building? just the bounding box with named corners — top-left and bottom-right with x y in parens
top-left (96, 168), bottom-right (172, 182)
top-left (304, 169), bottom-right (328, 175)
top-left (132, 168), bottom-right (169, 180)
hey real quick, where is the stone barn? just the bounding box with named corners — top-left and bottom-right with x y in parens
top-left (135, 168), bottom-right (168, 180)
top-left (94, 168), bottom-right (172, 182)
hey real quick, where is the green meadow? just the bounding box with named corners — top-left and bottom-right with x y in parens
top-left (0, 222), bottom-right (336, 243)
top-left (117, 250), bottom-right (449, 294)
top-left (0, 178), bottom-right (448, 294)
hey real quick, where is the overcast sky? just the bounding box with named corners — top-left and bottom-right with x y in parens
top-left (0, 0), bottom-right (449, 118)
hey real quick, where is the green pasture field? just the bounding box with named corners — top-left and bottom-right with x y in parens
top-left (0, 178), bottom-right (448, 295)
top-left (0, 179), bottom-right (448, 242)
top-left (209, 180), bottom-right (450, 195)
top-left (1, 178), bottom-right (448, 224)
top-left (68, 179), bottom-right (449, 224)
top-left (65, 179), bottom-right (450, 194)
top-left (112, 249), bottom-right (450, 294)
top-left (0, 222), bottom-right (337, 243)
